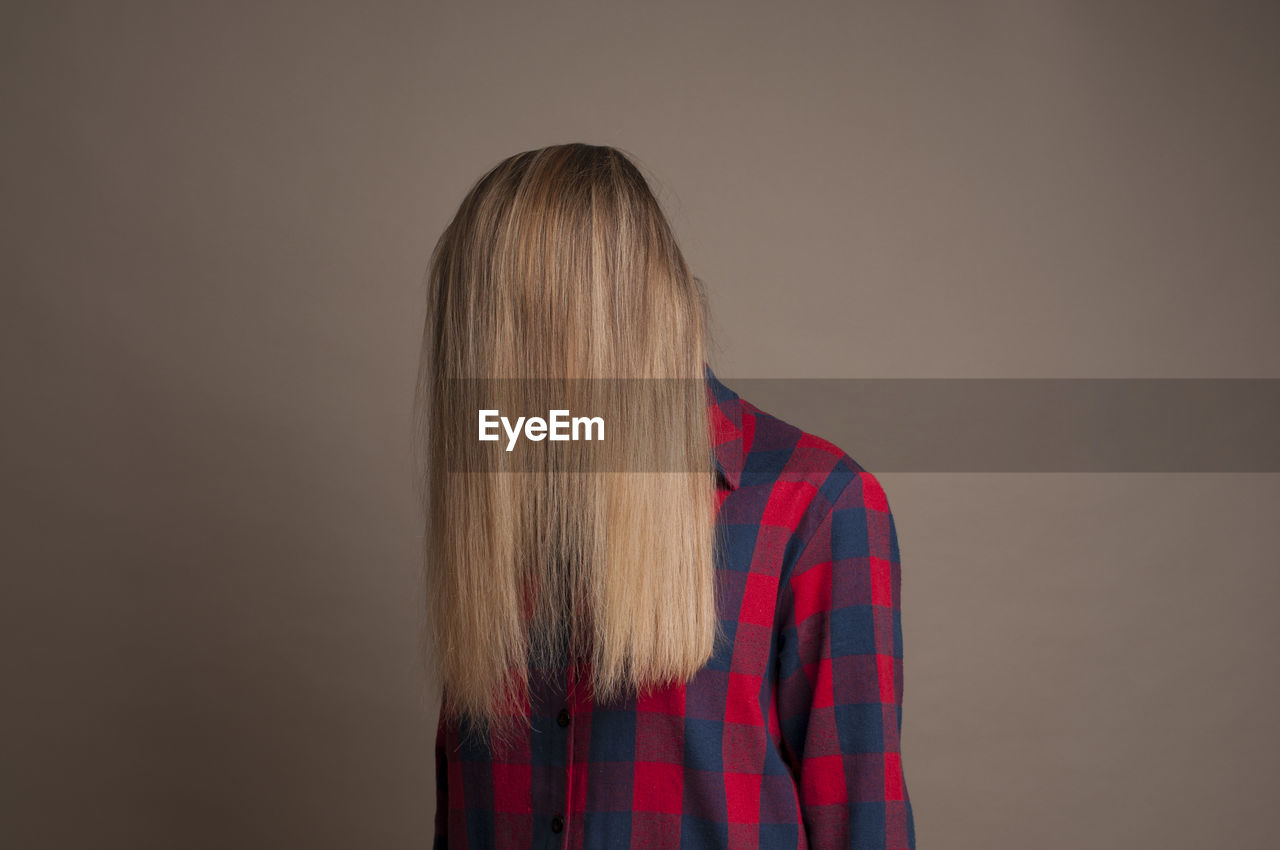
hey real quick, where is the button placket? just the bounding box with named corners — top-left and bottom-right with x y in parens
top-left (559, 663), bottom-right (576, 844)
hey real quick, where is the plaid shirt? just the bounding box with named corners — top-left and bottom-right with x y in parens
top-left (434, 369), bottom-right (915, 849)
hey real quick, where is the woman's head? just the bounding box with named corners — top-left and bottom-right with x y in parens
top-left (424, 142), bottom-right (707, 380)
top-left (416, 144), bottom-right (719, 743)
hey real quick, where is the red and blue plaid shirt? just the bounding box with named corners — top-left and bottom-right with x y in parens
top-left (433, 370), bottom-right (915, 848)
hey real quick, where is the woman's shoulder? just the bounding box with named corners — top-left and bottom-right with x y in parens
top-left (737, 395), bottom-right (867, 484)
top-left (730, 393), bottom-right (892, 539)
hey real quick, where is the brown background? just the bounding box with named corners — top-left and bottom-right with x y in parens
top-left (4, 2), bottom-right (1279, 848)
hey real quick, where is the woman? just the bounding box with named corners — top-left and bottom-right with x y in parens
top-left (416, 143), bottom-right (915, 849)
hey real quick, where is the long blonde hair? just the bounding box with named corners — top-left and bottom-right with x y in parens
top-left (415, 143), bottom-right (719, 744)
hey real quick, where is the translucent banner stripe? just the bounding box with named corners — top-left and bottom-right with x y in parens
top-left (435, 379), bottom-right (1280, 473)
top-left (733, 378), bottom-right (1280, 472)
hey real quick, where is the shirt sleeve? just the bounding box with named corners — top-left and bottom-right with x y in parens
top-left (433, 706), bottom-right (449, 849)
top-left (774, 469), bottom-right (916, 850)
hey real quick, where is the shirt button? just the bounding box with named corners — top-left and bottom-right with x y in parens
top-left (557, 709), bottom-right (571, 727)
top-left (551, 814), bottom-right (564, 833)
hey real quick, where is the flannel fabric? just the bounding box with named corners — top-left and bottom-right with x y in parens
top-left (434, 369), bottom-right (915, 849)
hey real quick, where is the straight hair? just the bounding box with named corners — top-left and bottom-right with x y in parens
top-left (414, 143), bottom-right (719, 746)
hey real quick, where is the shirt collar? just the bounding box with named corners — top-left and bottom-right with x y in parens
top-left (705, 365), bottom-right (744, 490)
